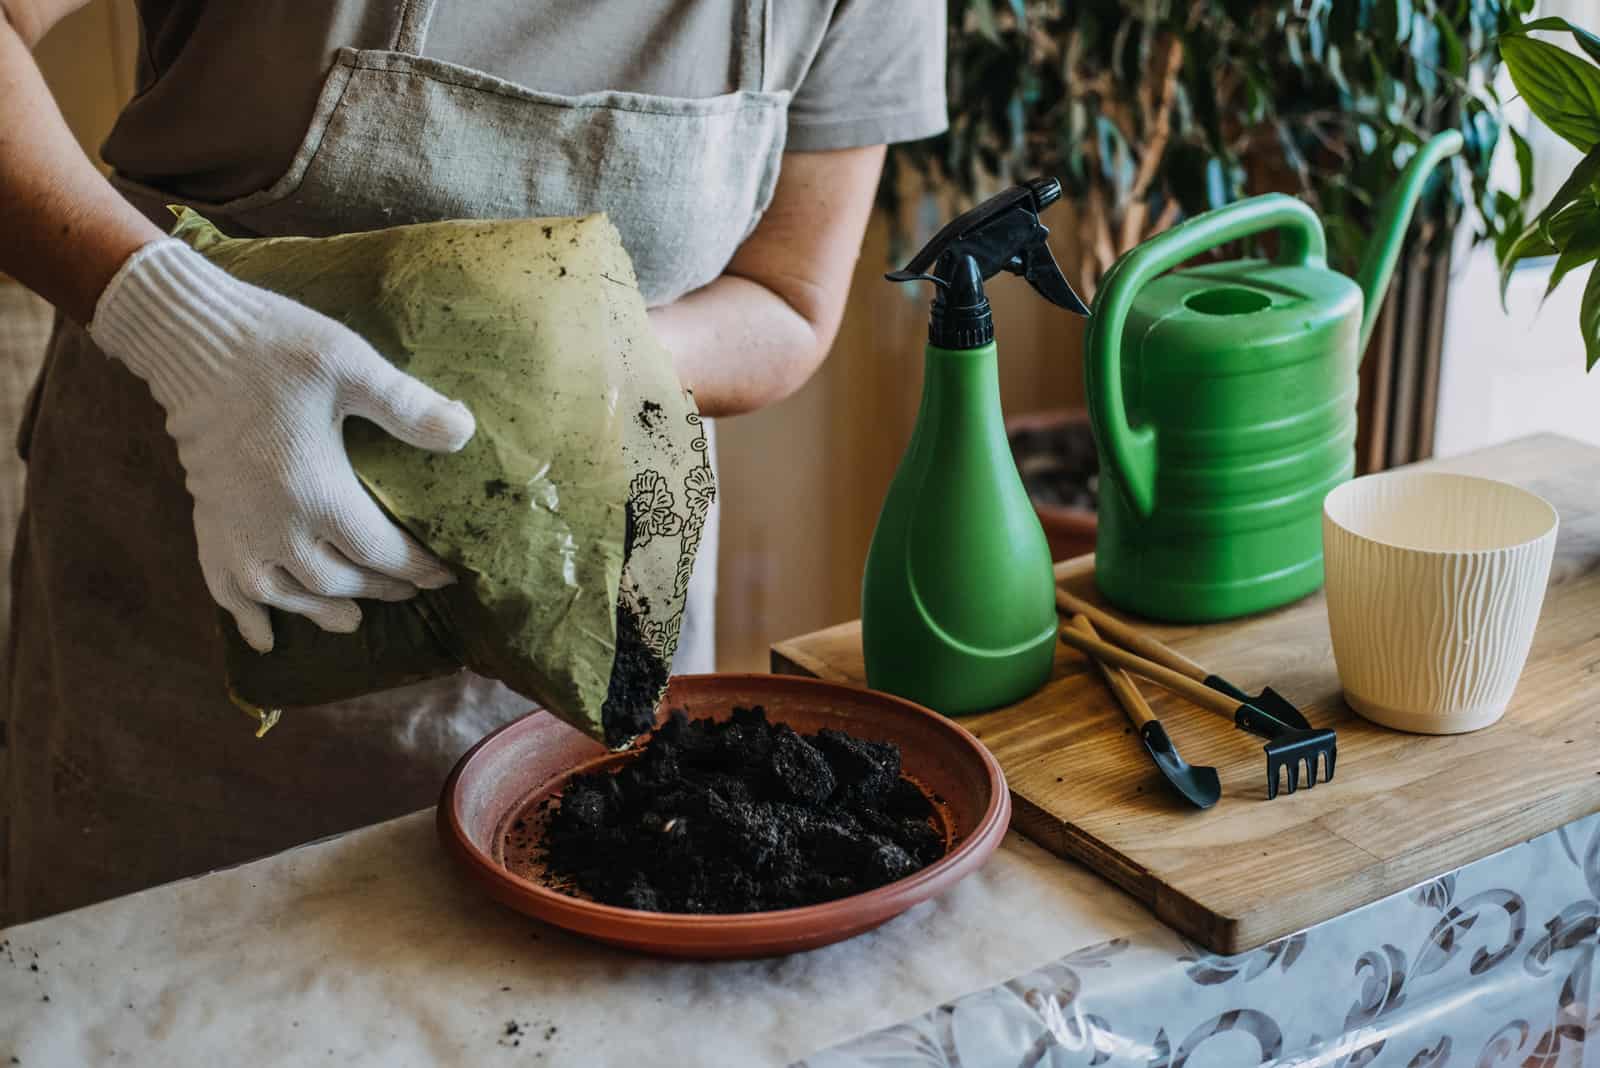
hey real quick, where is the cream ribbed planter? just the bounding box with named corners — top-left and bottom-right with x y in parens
top-left (1323, 472), bottom-right (1558, 734)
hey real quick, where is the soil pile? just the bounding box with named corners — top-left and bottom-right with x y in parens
top-left (599, 601), bottom-right (667, 748)
top-left (540, 707), bottom-right (944, 913)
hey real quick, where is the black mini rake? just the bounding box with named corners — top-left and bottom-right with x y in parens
top-left (1056, 589), bottom-right (1336, 800)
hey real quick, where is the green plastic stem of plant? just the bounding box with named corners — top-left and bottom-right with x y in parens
top-left (1353, 131), bottom-right (1467, 353)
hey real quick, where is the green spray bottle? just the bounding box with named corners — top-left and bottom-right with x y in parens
top-left (863, 178), bottom-right (1089, 716)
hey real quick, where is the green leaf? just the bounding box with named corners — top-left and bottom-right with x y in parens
top-left (1468, 110), bottom-right (1501, 171)
top-left (1549, 198), bottom-right (1600, 247)
top-left (1381, 0), bottom-right (1414, 44)
top-left (1414, 21), bottom-right (1440, 97)
top-left (1436, 13), bottom-right (1465, 75)
top-left (1468, 8), bottom-right (1487, 55)
top-left (1326, 44), bottom-right (1351, 97)
top-left (1493, 194), bottom-right (1529, 263)
top-left (1509, 125), bottom-right (1535, 197)
top-left (1498, 220), bottom-right (1557, 308)
top-left (1581, 264), bottom-right (1600, 370)
top-left (1544, 206), bottom-right (1600, 300)
top-left (1491, 190), bottom-right (1527, 248)
top-left (1511, 16), bottom-right (1600, 67)
top-left (1276, 121), bottom-right (1310, 178)
top-left (970, 0), bottom-right (1000, 44)
top-left (1386, 77), bottom-right (1409, 125)
top-left (1204, 157), bottom-right (1228, 211)
top-left (1330, 0), bottom-right (1366, 39)
top-left (1242, 73), bottom-right (1267, 124)
top-left (1171, 82), bottom-right (1194, 133)
top-left (1500, 36), bottom-right (1600, 152)
top-left (1532, 142), bottom-right (1600, 240)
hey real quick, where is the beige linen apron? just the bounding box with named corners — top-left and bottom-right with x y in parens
top-left (3, 0), bottom-right (786, 924)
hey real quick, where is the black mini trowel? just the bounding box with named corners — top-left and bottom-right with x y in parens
top-left (1065, 613), bottom-right (1221, 809)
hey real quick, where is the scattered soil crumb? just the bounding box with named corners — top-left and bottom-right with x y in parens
top-left (637, 400), bottom-right (664, 433)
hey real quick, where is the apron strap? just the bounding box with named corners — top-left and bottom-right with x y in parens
top-left (393, 0), bottom-right (437, 55)
top-left (736, 0), bottom-right (770, 93)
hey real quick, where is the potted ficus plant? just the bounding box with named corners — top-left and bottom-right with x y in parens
top-left (885, 0), bottom-right (1526, 559)
top-left (1496, 15), bottom-right (1600, 370)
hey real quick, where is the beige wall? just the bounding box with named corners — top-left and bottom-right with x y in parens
top-left (32, 0), bottom-right (138, 168)
top-left (21, 10), bottom-right (1086, 670)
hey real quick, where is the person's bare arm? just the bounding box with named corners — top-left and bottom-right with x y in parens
top-left (1, 0), bottom-right (164, 323)
top-left (649, 145), bottom-right (884, 418)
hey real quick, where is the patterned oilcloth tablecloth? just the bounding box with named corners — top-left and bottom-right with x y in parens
top-left (799, 812), bottom-right (1600, 1068)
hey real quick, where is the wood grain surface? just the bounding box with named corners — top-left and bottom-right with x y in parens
top-left (772, 433), bottom-right (1600, 952)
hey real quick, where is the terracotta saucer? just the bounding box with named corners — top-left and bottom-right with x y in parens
top-left (438, 673), bottom-right (1010, 959)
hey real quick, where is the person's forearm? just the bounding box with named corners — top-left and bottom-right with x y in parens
top-left (649, 276), bottom-right (828, 418)
top-left (0, 10), bottom-right (163, 323)
top-left (650, 145), bottom-right (884, 420)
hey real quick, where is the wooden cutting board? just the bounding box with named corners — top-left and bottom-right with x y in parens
top-left (772, 434), bottom-right (1600, 953)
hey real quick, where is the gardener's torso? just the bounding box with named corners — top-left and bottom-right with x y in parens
top-left (103, 0), bottom-right (837, 305)
top-left (4, 0), bottom-right (946, 926)
top-left (9, 0), bottom-right (800, 924)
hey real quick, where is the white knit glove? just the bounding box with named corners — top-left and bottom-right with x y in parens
top-left (89, 238), bottom-right (476, 654)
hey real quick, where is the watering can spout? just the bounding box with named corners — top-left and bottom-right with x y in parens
top-left (1353, 130), bottom-right (1464, 355)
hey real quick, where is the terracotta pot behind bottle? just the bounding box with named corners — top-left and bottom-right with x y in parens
top-left (1005, 407), bottom-right (1098, 564)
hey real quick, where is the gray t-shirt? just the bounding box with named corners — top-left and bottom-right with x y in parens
top-left (104, 0), bottom-right (947, 203)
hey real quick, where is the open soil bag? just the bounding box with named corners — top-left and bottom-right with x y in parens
top-left (170, 209), bottom-right (714, 748)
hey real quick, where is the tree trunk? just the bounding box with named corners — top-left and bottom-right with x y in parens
top-left (1357, 246), bottom-right (1453, 472)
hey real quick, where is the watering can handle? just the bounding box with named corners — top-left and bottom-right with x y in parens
top-left (1085, 194), bottom-right (1327, 517)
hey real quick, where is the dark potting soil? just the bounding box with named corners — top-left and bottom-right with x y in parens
top-left (636, 399), bottom-right (665, 433)
top-left (540, 706), bottom-right (945, 913)
top-left (599, 503), bottom-right (668, 748)
top-left (599, 600), bottom-right (667, 748)
top-left (1009, 419), bottom-right (1099, 510)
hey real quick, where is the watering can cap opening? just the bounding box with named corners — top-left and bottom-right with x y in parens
top-left (1184, 286), bottom-right (1273, 317)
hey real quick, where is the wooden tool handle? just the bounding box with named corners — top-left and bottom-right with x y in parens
top-left (1055, 587), bottom-right (1210, 682)
top-left (1057, 625), bottom-right (1240, 719)
top-left (1069, 614), bottom-right (1155, 727)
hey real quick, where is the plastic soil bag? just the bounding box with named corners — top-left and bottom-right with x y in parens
top-left (169, 209), bottom-right (714, 748)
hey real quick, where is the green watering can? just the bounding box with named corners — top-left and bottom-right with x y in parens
top-left (1086, 130), bottom-right (1463, 622)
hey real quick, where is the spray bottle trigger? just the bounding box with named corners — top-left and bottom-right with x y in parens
top-left (1008, 243), bottom-right (1089, 316)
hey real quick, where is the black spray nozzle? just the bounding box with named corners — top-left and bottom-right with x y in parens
top-left (886, 177), bottom-right (1089, 349)
top-left (923, 252), bottom-right (994, 351)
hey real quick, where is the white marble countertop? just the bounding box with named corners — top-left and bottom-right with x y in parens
top-left (0, 810), bottom-right (1160, 1067)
